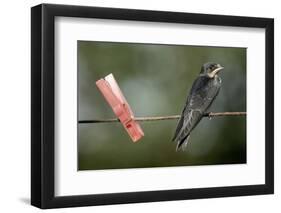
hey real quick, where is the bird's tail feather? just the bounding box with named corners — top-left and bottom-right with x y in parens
top-left (176, 135), bottom-right (190, 151)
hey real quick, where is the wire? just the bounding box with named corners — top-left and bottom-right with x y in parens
top-left (79, 112), bottom-right (246, 124)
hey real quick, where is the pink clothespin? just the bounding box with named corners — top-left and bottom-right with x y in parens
top-left (96, 74), bottom-right (144, 142)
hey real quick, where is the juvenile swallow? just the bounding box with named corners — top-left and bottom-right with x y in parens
top-left (172, 62), bottom-right (224, 151)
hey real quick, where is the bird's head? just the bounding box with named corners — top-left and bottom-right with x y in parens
top-left (200, 62), bottom-right (224, 78)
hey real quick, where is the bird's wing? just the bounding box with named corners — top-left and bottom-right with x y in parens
top-left (172, 76), bottom-right (221, 148)
top-left (173, 109), bottom-right (202, 147)
top-left (171, 105), bottom-right (186, 141)
top-left (188, 76), bottom-right (221, 111)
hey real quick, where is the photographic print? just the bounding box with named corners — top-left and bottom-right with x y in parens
top-left (78, 41), bottom-right (246, 170)
top-left (31, 4), bottom-right (273, 208)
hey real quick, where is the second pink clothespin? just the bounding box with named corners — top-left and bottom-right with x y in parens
top-left (96, 74), bottom-right (144, 142)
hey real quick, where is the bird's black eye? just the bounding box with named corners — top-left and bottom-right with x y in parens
top-left (210, 64), bottom-right (216, 70)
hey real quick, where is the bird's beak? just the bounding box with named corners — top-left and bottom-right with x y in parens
top-left (209, 64), bottom-right (224, 78)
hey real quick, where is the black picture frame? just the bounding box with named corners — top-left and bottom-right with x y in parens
top-left (31, 3), bottom-right (274, 209)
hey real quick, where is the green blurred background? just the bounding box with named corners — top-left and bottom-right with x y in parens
top-left (78, 41), bottom-right (246, 170)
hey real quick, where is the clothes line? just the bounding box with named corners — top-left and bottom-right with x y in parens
top-left (79, 111), bottom-right (246, 124)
